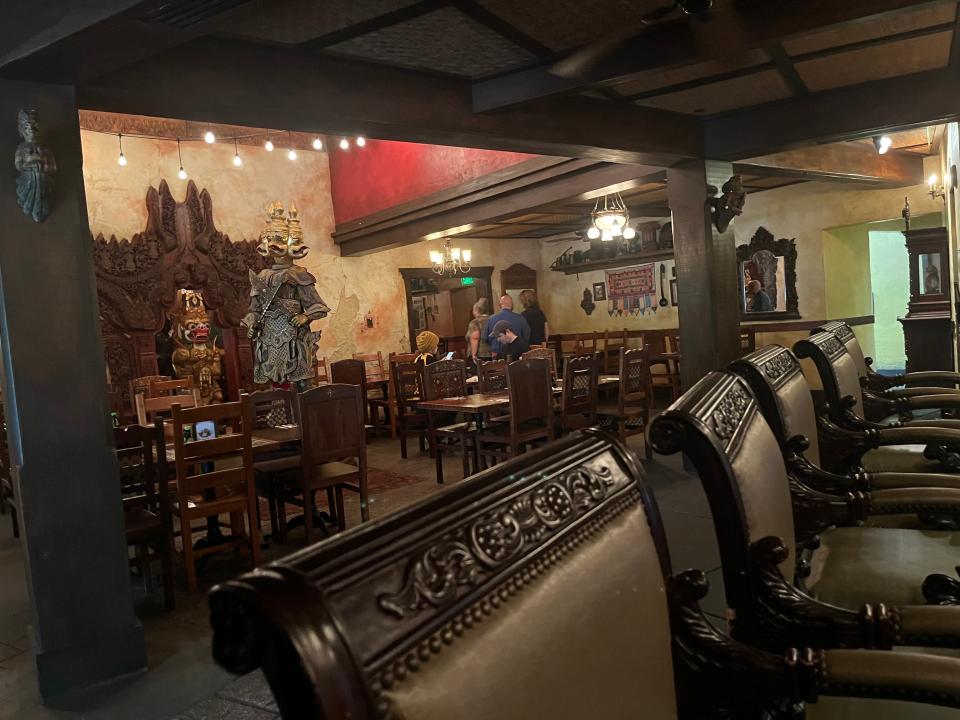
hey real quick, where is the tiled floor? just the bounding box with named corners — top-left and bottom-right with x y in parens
top-left (2, 432), bottom-right (941, 719)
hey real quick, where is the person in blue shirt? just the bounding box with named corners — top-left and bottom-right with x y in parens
top-left (484, 295), bottom-right (530, 357)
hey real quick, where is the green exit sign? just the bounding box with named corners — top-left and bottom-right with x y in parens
top-left (460, 277), bottom-right (475, 286)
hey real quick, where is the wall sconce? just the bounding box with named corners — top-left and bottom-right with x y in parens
top-left (928, 173), bottom-right (946, 202)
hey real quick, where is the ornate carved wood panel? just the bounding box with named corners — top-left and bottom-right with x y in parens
top-left (92, 180), bottom-right (266, 407)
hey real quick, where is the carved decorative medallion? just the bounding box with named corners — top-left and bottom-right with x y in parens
top-left (710, 384), bottom-right (751, 442)
top-left (833, 323), bottom-right (854, 342)
top-left (378, 465), bottom-right (616, 618)
top-left (762, 351), bottom-right (798, 381)
top-left (815, 335), bottom-right (844, 357)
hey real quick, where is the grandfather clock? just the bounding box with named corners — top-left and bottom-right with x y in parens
top-left (899, 227), bottom-right (954, 373)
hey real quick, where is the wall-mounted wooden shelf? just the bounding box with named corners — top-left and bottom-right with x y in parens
top-left (551, 248), bottom-right (674, 275)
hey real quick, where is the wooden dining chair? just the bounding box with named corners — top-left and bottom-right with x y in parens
top-left (477, 359), bottom-right (508, 393)
top-left (135, 390), bottom-right (200, 425)
top-left (557, 354), bottom-right (600, 434)
top-left (131, 374), bottom-right (170, 400)
top-left (602, 328), bottom-right (628, 374)
top-left (391, 360), bottom-right (428, 459)
top-left (245, 388), bottom-right (304, 543)
top-left (383, 352), bottom-right (418, 438)
top-left (115, 419), bottom-right (175, 610)
top-left (649, 333), bottom-right (681, 404)
top-left (477, 358), bottom-right (554, 467)
top-left (171, 399), bottom-right (259, 592)
top-left (330, 358), bottom-right (372, 428)
top-left (290, 384), bottom-right (369, 542)
top-left (521, 346), bottom-right (557, 380)
top-left (575, 332), bottom-right (598, 355)
top-left (151, 378), bottom-right (194, 396)
top-left (353, 351), bottom-right (386, 380)
top-left (314, 356), bottom-right (330, 386)
top-left (354, 352), bottom-right (390, 435)
top-left (598, 347), bottom-right (653, 458)
top-left (419, 359), bottom-right (478, 483)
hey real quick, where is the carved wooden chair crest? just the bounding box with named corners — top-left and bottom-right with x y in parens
top-left (650, 371), bottom-right (960, 657)
top-left (210, 429), bottom-right (960, 718)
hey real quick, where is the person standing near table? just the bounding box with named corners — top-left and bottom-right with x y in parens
top-left (519, 289), bottom-right (549, 346)
top-left (464, 298), bottom-right (491, 367)
top-left (484, 295), bottom-right (530, 358)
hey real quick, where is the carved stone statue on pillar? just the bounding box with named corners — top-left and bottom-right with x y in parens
top-left (14, 108), bottom-right (56, 223)
top-left (171, 290), bottom-right (224, 405)
top-left (242, 202), bottom-right (330, 388)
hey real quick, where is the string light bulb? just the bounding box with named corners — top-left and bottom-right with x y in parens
top-left (177, 138), bottom-right (187, 180)
top-left (204, 130), bottom-right (216, 144)
top-left (233, 137), bottom-right (242, 167)
top-left (356, 136), bottom-right (366, 147)
top-left (264, 138), bottom-right (274, 152)
top-left (288, 148), bottom-right (297, 160)
top-left (312, 137), bottom-right (323, 150)
top-left (117, 134), bottom-right (127, 166)
top-left (339, 138), bottom-right (350, 150)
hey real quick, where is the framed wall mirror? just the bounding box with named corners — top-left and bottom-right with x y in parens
top-left (736, 226), bottom-right (799, 321)
top-left (400, 267), bottom-right (493, 352)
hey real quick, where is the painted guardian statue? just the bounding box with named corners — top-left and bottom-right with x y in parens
top-left (242, 202), bottom-right (330, 387)
top-left (171, 290), bottom-right (224, 405)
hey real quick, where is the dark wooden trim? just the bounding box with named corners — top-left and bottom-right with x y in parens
top-left (400, 266), bottom-right (494, 351)
top-left (764, 41), bottom-right (809, 97)
top-left (499, 263), bottom-right (537, 298)
top-left (335, 163), bottom-right (664, 256)
top-left (551, 248), bottom-right (675, 275)
top-left (334, 157), bottom-right (568, 235)
top-left (451, 0), bottom-right (553, 59)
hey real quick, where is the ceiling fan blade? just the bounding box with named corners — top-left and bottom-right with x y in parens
top-left (550, 0), bottom-right (681, 79)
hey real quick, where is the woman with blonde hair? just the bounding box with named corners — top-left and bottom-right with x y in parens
top-left (464, 298), bottom-right (491, 365)
top-left (519, 289), bottom-right (549, 346)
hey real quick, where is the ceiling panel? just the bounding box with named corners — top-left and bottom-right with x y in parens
top-left (213, 0), bottom-right (419, 45)
top-left (795, 30), bottom-right (952, 93)
top-left (635, 69), bottom-right (792, 115)
top-left (475, 0), bottom-right (667, 52)
top-left (782, 2), bottom-right (957, 56)
top-left (326, 7), bottom-right (535, 77)
top-left (613, 49), bottom-right (770, 97)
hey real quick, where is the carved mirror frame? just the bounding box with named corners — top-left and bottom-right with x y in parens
top-left (736, 226), bottom-right (800, 321)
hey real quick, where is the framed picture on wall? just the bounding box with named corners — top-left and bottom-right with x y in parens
top-left (592, 282), bottom-right (606, 302)
top-left (669, 278), bottom-right (678, 306)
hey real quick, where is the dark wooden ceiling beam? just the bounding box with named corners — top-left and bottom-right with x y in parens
top-left (296, 0), bottom-right (446, 53)
top-left (735, 141), bottom-right (926, 187)
top-left (704, 66), bottom-right (960, 160)
top-left (451, 0), bottom-right (554, 59)
top-left (77, 37), bottom-right (700, 165)
top-left (472, 0), bottom-right (948, 111)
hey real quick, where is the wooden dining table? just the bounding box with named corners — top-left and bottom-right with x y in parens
top-left (162, 424), bottom-right (301, 462)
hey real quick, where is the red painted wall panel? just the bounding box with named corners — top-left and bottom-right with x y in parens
top-left (328, 139), bottom-right (537, 224)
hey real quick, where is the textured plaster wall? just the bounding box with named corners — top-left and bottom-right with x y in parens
top-left (80, 130), bottom-right (539, 360)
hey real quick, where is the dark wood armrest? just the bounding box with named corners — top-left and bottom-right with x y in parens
top-left (821, 649), bottom-right (960, 707)
top-left (869, 487), bottom-right (960, 519)
top-left (887, 386), bottom-right (960, 398)
top-left (870, 471), bottom-right (960, 490)
top-left (783, 435), bottom-right (871, 494)
top-left (902, 393), bottom-right (960, 412)
top-left (875, 426), bottom-right (960, 453)
top-left (902, 370), bottom-right (960, 387)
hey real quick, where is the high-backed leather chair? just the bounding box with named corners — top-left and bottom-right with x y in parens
top-left (815, 320), bottom-right (960, 393)
top-left (795, 333), bottom-right (960, 472)
top-left (650, 372), bottom-right (960, 637)
top-left (730, 345), bottom-right (960, 496)
top-left (209, 430), bottom-right (960, 718)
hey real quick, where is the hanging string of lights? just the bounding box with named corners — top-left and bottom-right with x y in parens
top-left (86, 127), bottom-right (367, 170)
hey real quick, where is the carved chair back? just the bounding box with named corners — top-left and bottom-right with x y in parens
top-left (209, 430), bottom-right (681, 720)
top-left (650, 371), bottom-right (797, 619)
top-left (812, 321), bottom-right (868, 377)
top-left (793, 332), bottom-right (864, 425)
top-left (419, 359), bottom-right (467, 402)
top-left (560, 354), bottom-right (599, 421)
top-left (391, 361), bottom-right (421, 406)
top-left (477, 359), bottom-right (508, 394)
top-left (298, 384), bottom-right (366, 467)
top-left (131, 374), bottom-right (170, 400)
top-left (114, 419), bottom-right (167, 514)
top-left (619, 347), bottom-right (651, 417)
top-left (520, 347), bottom-right (557, 380)
top-left (730, 345), bottom-right (821, 467)
top-left (507, 358), bottom-right (553, 429)
top-left (246, 388), bottom-right (299, 429)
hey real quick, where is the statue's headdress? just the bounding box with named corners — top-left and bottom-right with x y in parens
top-left (256, 201), bottom-right (308, 260)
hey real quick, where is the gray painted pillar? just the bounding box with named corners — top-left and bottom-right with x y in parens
top-left (0, 79), bottom-right (145, 700)
top-left (667, 159), bottom-right (741, 390)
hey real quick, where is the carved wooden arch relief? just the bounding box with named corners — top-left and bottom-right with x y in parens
top-left (93, 180), bottom-right (267, 410)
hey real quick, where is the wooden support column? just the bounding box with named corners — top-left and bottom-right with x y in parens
top-left (0, 79), bottom-right (145, 700)
top-left (667, 160), bottom-right (741, 390)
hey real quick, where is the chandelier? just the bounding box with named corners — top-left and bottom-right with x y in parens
top-left (429, 238), bottom-right (472, 276)
top-left (587, 193), bottom-right (636, 242)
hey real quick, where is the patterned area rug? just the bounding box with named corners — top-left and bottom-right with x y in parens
top-left (257, 466), bottom-right (425, 523)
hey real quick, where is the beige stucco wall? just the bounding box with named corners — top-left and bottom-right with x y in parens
top-left (80, 130), bottom-right (539, 360)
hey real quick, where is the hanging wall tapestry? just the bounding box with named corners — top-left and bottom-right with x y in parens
top-left (605, 263), bottom-right (657, 316)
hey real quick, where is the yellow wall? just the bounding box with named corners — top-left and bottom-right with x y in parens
top-left (80, 130), bottom-right (540, 360)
